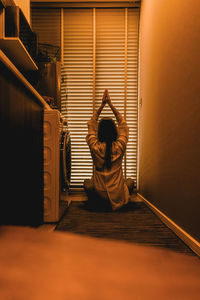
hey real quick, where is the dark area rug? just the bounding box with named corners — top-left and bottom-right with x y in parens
top-left (55, 200), bottom-right (195, 255)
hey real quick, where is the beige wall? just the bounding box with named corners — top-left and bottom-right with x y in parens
top-left (139, 0), bottom-right (200, 241)
top-left (14, 0), bottom-right (30, 23)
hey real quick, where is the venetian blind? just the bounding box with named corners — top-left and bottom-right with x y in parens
top-left (31, 7), bottom-right (139, 188)
top-left (61, 8), bottom-right (139, 187)
top-left (31, 8), bottom-right (61, 59)
top-left (61, 9), bottom-right (94, 187)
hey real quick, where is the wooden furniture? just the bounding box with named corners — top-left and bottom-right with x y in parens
top-left (0, 50), bottom-right (48, 226)
top-left (0, 5), bottom-right (38, 72)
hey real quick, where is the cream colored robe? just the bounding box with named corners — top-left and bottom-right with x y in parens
top-left (86, 111), bottom-right (129, 210)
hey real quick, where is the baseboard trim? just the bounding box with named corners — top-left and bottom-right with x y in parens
top-left (137, 193), bottom-right (200, 257)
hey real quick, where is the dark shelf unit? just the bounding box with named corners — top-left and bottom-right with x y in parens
top-left (4, 6), bottom-right (37, 62)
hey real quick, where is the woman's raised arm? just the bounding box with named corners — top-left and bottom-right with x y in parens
top-left (105, 89), bottom-right (123, 123)
top-left (93, 89), bottom-right (107, 121)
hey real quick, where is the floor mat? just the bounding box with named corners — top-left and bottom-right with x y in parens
top-left (55, 200), bottom-right (194, 255)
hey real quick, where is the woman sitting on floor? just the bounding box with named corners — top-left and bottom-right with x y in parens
top-left (84, 89), bottom-right (134, 210)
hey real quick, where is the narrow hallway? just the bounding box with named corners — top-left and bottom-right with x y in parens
top-left (0, 0), bottom-right (200, 299)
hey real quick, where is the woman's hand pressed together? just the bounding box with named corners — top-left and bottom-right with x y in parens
top-left (104, 89), bottom-right (111, 105)
top-left (102, 89), bottom-right (108, 105)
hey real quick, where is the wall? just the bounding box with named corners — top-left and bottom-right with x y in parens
top-left (139, 0), bottom-right (200, 241)
top-left (0, 59), bottom-right (44, 226)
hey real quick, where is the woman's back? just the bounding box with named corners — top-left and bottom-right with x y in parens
top-left (86, 95), bottom-right (130, 210)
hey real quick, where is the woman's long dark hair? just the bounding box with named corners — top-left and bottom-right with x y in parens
top-left (97, 118), bottom-right (118, 169)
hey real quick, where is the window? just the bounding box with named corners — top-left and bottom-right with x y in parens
top-left (31, 7), bottom-right (139, 188)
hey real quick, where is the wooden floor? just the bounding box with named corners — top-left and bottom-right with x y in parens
top-left (0, 225), bottom-right (200, 300)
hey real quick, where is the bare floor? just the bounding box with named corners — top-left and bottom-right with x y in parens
top-left (0, 225), bottom-right (200, 300)
top-left (0, 192), bottom-right (200, 300)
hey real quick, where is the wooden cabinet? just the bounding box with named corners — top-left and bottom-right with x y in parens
top-left (0, 52), bottom-right (44, 226)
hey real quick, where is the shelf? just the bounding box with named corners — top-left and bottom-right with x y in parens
top-left (0, 37), bottom-right (38, 71)
top-left (0, 0), bottom-right (5, 8)
top-left (0, 49), bottom-right (50, 109)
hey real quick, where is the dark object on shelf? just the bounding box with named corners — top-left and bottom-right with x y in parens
top-left (4, 6), bottom-right (37, 61)
top-left (0, 0), bottom-right (15, 8)
top-left (37, 43), bottom-right (61, 63)
top-left (34, 62), bottom-right (61, 111)
top-left (42, 95), bottom-right (58, 109)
